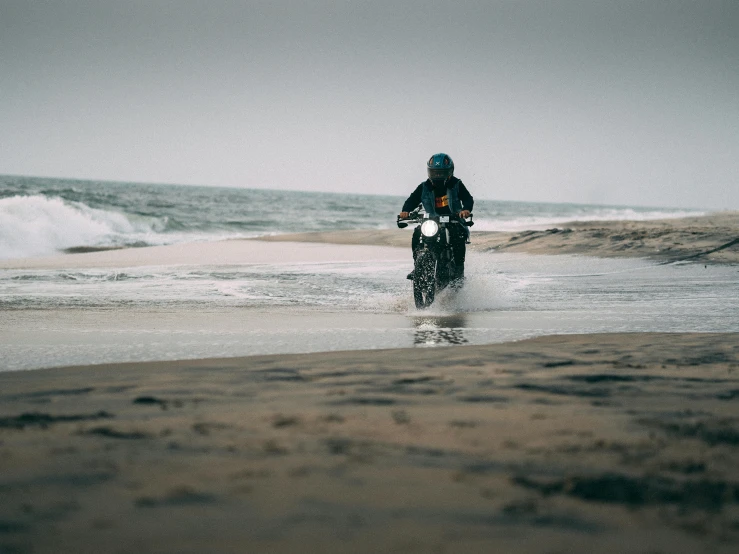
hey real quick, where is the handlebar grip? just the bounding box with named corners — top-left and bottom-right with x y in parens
top-left (397, 215), bottom-right (409, 228)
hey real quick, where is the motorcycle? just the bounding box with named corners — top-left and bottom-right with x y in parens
top-left (397, 209), bottom-right (474, 309)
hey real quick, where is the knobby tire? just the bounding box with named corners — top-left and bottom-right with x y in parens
top-left (413, 251), bottom-right (436, 309)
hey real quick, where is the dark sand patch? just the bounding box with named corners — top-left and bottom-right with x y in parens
top-left (0, 411), bottom-right (112, 430)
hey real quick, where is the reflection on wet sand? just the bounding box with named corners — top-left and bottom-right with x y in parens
top-left (413, 315), bottom-right (468, 346)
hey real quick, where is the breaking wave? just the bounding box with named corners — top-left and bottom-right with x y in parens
top-left (0, 195), bottom-right (167, 259)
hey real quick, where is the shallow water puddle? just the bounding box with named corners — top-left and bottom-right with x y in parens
top-left (1, 253), bottom-right (738, 370)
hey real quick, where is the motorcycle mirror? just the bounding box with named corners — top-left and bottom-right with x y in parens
top-left (397, 222), bottom-right (408, 229)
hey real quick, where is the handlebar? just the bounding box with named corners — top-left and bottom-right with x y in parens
top-left (397, 213), bottom-right (474, 229)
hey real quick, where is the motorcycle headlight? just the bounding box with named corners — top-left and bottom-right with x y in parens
top-left (421, 220), bottom-right (439, 237)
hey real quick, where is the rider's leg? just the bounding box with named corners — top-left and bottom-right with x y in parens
top-left (451, 228), bottom-right (466, 280)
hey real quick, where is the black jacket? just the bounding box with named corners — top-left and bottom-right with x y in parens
top-left (401, 177), bottom-right (474, 214)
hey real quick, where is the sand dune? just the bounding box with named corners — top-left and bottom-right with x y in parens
top-left (258, 211), bottom-right (739, 264)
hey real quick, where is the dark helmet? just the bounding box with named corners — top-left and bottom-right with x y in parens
top-left (427, 153), bottom-right (454, 182)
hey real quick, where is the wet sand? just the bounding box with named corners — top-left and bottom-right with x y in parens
top-left (0, 239), bottom-right (407, 270)
top-left (2, 333), bottom-right (739, 553)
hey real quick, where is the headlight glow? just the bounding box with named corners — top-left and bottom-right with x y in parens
top-left (421, 220), bottom-right (439, 237)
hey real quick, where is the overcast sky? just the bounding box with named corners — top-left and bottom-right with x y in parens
top-left (1, 1), bottom-right (737, 208)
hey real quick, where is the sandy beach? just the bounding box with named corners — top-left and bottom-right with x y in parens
top-left (1, 213), bottom-right (738, 553)
top-left (1, 333), bottom-right (738, 553)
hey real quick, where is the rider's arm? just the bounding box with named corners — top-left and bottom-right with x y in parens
top-left (401, 184), bottom-right (424, 214)
top-left (458, 181), bottom-right (474, 212)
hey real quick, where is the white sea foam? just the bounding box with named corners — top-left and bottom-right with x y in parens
top-left (472, 208), bottom-right (704, 232)
top-left (0, 195), bottom-right (165, 259)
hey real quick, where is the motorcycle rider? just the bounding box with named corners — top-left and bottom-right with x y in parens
top-left (399, 153), bottom-right (474, 281)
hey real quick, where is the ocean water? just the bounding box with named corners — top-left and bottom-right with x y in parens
top-left (0, 175), bottom-right (702, 260)
top-left (2, 175), bottom-right (736, 372)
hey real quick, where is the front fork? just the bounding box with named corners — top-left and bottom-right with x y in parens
top-left (418, 229), bottom-right (453, 286)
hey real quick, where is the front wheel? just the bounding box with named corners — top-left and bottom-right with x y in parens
top-left (413, 251), bottom-right (436, 309)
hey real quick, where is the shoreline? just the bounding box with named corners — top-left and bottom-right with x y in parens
top-left (0, 212), bottom-right (737, 270)
top-left (255, 211), bottom-right (739, 264)
top-left (1, 332), bottom-right (738, 552)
